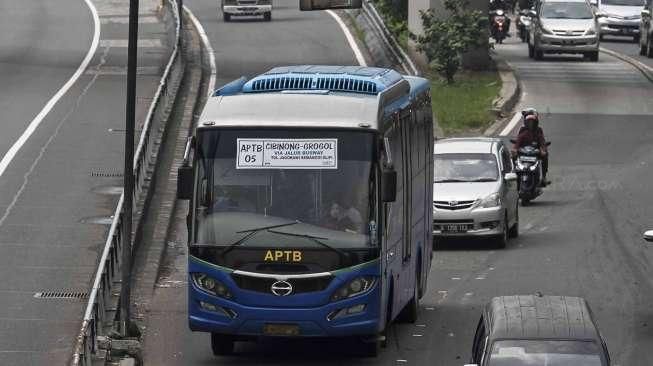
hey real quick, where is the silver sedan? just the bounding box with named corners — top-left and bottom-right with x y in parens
top-left (432, 138), bottom-right (519, 248)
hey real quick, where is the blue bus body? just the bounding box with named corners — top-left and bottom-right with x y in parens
top-left (179, 65), bottom-right (434, 356)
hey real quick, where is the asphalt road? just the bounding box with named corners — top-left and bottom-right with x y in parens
top-left (0, 0), bottom-right (170, 364)
top-left (600, 35), bottom-right (653, 69)
top-left (142, 14), bottom-right (653, 366)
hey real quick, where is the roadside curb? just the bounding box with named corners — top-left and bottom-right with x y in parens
top-left (484, 56), bottom-right (522, 137)
top-left (130, 6), bottom-right (206, 345)
top-left (600, 47), bottom-right (653, 83)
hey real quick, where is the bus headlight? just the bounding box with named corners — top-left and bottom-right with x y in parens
top-left (330, 276), bottom-right (376, 302)
top-left (192, 273), bottom-right (233, 299)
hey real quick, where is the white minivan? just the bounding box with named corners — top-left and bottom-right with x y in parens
top-left (593, 0), bottom-right (646, 42)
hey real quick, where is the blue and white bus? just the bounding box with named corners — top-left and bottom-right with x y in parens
top-left (177, 65), bottom-right (433, 356)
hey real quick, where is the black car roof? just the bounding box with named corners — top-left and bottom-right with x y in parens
top-left (485, 295), bottom-right (602, 342)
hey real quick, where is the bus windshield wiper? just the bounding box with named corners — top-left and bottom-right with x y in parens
top-left (267, 229), bottom-right (352, 265)
top-left (220, 221), bottom-right (299, 255)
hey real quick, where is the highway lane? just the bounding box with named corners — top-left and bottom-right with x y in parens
top-left (601, 35), bottom-right (653, 69)
top-left (0, 0), bottom-right (171, 364)
top-left (142, 11), bottom-right (653, 366)
top-left (421, 43), bottom-right (653, 365)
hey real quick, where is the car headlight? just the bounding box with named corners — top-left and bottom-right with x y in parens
top-left (585, 28), bottom-right (596, 35)
top-left (477, 192), bottom-right (501, 208)
top-left (192, 273), bottom-right (233, 299)
top-left (541, 27), bottom-right (553, 35)
top-left (331, 276), bottom-right (376, 302)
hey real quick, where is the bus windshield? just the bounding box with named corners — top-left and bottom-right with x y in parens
top-left (193, 129), bottom-right (377, 251)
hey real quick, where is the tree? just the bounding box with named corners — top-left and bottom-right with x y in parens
top-left (413, 0), bottom-right (488, 84)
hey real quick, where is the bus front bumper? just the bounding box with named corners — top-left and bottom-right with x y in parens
top-left (188, 285), bottom-right (381, 337)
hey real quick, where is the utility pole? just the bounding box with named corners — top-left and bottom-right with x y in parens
top-left (120, 0), bottom-right (139, 336)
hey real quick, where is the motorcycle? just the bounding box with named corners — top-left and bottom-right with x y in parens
top-left (516, 9), bottom-right (533, 43)
top-left (490, 9), bottom-right (508, 44)
top-left (510, 140), bottom-right (551, 205)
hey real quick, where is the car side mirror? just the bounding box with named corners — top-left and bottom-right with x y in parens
top-left (644, 230), bottom-right (653, 242)
top-left (177, 165), bottom-right (193, 200)
top-left (381, 169), bottom-right (397, 203)
top-left (546, 141), bottom-right (552, 146)
top-left (504, 172), bottom-right (518, 181)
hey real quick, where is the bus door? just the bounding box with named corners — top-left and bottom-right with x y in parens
top-left (399, 108), bottom-right (414, 306)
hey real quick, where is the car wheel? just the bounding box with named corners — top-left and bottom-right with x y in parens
top-left (495, 214), bottom-right (508, 249)
top-left (299, 0), bottom-right (312, 10)
top-left (521, 197), bottom-right (530, 206)
top-left (599, 34), bottom-right (604, 42)
top-left (211, 333), bottom-right (234, 356)
top-left (263, 11), bottom-right (271, 21)
top-left (223, 12), bottom-right (231, 22)
top-left (589, 51), bottom-right (599, 62)
top-left (509, 204), bottom-right (519, 238)
top-left (528, 43), bottom-right (534, 58)
top-left (633, 35), bottom-right (640, 43)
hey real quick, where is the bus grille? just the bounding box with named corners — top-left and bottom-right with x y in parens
top-left (231, 273), bottom-right (334, 295)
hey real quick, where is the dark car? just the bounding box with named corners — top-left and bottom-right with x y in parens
top-left (466, 295), bottom-right (611, 366)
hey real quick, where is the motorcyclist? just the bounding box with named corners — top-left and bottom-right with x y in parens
top-left (512, 112), bottom-right (549, 186)
top-left (489, 0), bottom-right (512, 34)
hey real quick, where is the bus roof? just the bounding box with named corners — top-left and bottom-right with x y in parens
top-left (197, 65), bottom-right (430, 130)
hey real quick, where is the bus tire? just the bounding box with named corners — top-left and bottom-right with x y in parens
top-left (211, 333), bottom-right (234, 356)
top-left (398, 276), bottom-right (419, 323)
top-left (356, 337), bottom-right (380, 357)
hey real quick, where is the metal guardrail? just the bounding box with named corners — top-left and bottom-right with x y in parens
top-left (361, 0), bottom-right (419, 76)
top-left (70, 1), bottom-right (182, 364)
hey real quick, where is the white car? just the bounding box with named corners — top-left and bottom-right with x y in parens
top-left (432, 138), bottom-right (519, 249)
top-left (644, 230), bottom-right (653, 242)
top-left (221, 0), bottom-right (272, 22)
top-left (593, 0), bottom-right (646, 42)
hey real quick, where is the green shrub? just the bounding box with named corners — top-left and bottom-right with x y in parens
top-left (413, 0), bottom-right (488, 84)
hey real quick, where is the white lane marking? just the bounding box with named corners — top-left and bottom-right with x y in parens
top-left (0, 45), bottom-right (110, 228)
top-left (0, 0), bottom-right (101, 178)
top-left (100, 39), bottom-right (163, 48)
top-left (184, 5), bottom-right (217, 94)
top-left (500, 111), bottom-right (522, 136)
top-left (326, 10), bottom-right (367, 67)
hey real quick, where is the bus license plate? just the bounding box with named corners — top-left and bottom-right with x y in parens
top-left (263, 324), bottom-right (300, 336)
top-left (444, 224), bottom-right (470, 233)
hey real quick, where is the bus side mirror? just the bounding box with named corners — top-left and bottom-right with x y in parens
top-left (382, 169), bottom-right (397, 203)
top-left (177, 165), bottom-right (193, 200)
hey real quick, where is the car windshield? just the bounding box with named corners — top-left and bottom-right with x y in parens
top-left (541, 2), bottom-right (594, 18)
top-left (434, 153), bottom-right (499, 182)
top-left (193, 129), bottom-right (376, 248)
top-left (601, 0), bottom-right (644, 5)
top-left (488, 340), bottom-right (606, 366)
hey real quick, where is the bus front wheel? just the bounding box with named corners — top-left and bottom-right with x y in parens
top-left (211, 333), bottom-right (234, 356)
